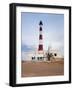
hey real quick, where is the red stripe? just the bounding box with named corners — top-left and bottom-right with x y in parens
top-left (38, 45), bottom-right (43, 51)
top-left (39, 27), bottom-right (42, 31)
top-left (39, 34), bottom-right (43, 39)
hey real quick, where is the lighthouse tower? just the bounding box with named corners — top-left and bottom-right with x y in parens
top-left (31, 21), bottom-right (45, 61)
top-left (31, 21), bottom-right (44, 61)
top-left (38, 21), bottom-right (43, 54)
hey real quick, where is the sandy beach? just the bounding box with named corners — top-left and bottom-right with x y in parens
top-left (21, 59), bottom-right (64, 77)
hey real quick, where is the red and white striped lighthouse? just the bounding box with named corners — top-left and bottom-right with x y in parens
top-left (38, 21), bottom-right (43, 54)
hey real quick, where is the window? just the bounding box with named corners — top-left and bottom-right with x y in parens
top-left (54, 53), bottom-right (57, 56)
top-left (32, 57), bottom-right (35, 60)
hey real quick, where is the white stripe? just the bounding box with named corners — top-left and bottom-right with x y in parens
top-left (39, 31), bottom-right (43, 35)
top-left (39, 40), bottom-right (43, 44)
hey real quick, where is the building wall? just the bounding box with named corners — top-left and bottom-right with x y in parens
top-left (22, 49), bottom-right (64, 61)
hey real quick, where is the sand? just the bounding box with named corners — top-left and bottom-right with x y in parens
top-left (21, 59), bottom-right (64, 77)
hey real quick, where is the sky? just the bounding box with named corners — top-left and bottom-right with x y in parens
top-left (21, 12), bottom-right (64, 58)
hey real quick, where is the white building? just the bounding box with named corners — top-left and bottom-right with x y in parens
top-left (22, 48), bottom-right (64, 61)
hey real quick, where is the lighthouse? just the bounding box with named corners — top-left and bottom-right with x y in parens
top-left (30, 21), bottom-right (44, 61)
top-left (31, 21), bottom-right (44, 61)
top-left (38, 21), bottom-right (43, 54)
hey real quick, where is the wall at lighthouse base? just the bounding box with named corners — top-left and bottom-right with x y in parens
top-left (22, 49), bottom-right (64, 61)
top-left (22, 51), bottom-right (44, 61)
